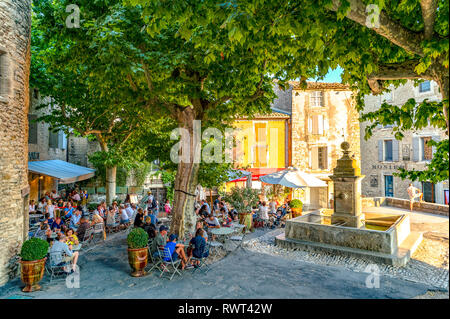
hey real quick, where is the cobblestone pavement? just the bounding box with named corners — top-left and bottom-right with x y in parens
top-left (243, 208), bottom-right (449, 292)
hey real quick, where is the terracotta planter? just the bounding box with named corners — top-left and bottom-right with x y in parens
top-left (19, 257), bottom-right (47, 292)
top-left (291, 207), bottom-right (303, 218)
top-left (127, 247), bottom-right (148, 277)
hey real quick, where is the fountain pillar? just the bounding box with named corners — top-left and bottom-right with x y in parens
top-left (329, 142), bottom-right (365, 228)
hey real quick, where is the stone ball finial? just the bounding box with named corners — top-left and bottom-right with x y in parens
top-left (341, 141), bottom-right (350, 151)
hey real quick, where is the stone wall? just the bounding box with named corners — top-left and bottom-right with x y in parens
top-left (0, 0), bottom-right (32, 286)
top-left (360, 81), bottom-right (449, 205)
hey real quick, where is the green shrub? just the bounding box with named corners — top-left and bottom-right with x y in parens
top-left (87, 202), bottom-right (99, 211)
top-left (127, 228), bottom-right (149, 249)
top-left (290, 199), bottom-right (303, 209)
top-left (20, 238), bottom-right (49, 261)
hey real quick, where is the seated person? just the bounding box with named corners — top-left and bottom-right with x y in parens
top-left (70, 208), bottom-right (82, 230)
top-left (220, 208), bottom-right (233, 227)
top-left (63, 203), bottom-right (75, 220)
top-left (198, 206), bottom-right (209, 220)
top-left (143, 216), bottom-right (157, 239)
top-left (150, 225), bottom-right (168, 258)
top-left (45, 213), bottom-right (54, 226)
top-left (205, 214), bottom-right (220, 229)
top-left (164, 234), bottom-right (191, 270)
top-left (51, 217), bottom-right (65, 231)
top-left (189, 228), bottom-right (209, 267)
top-left (133, 208), bottom-right (145, 228)
top-left (119, 205), bottom-right (130, 226)
top-left (34, 221), bottom-right (51, 242)
top-left (76, 217), bottom-right (90, 241)
top-left (29, 200), bottom-right (36, 214)
top-left (49, 233), bottom-right (79, 273)
top-left (149, 211), bottom-right (159, 226)
top-left (65, 228), bottom-right (79, 246)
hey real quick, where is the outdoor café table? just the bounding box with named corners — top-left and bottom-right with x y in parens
top-left (29, 214), bottom-right (41, 223)
top-left (210, 227), bottom-right (235, 243)
top-left (71, 244), bottom-right (82, 251)
top-left (232, 223), bottom-right (246, 233)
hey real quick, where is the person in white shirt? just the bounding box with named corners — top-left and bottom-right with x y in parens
top-left (72, 192), bottom-right (81, 202)
top-left (125, 203), bottom-right (135, 219)
top-left (259, 201), bottom-right (269, 221)
top-left (37, 198), bottom-right (46, 213)
top-left (407, 183), bottom-right (424, 211)
top-left (29, 200), bottom-right (36, 214)
top-left (50, 189), bottom-right (59, 200)
top-left (45, 200), bottom-right (55, 219)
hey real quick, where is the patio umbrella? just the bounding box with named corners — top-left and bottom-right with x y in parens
top-left (259, 167), bottom-right (327, 188)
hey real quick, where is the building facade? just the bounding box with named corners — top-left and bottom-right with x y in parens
top-left (288, 82), bottom-right (361, 209)
top-left (360, 80), bottom-right (449, 205)
top-left (228, 82), bottom-right (361, 210)
top-left (0, 0), bottom-right (32, 286)
top-left (27, 91), bottom-right (68, 201)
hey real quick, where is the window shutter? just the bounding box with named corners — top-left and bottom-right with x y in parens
top-left (62, 132), bottom-right (67, 150)
top-left (57, 130), bottom-right (64, 149)
top-left (378, 140), bottom-right (383, 162)
top-left (323, 147), bottom-right (328, 169)
top-left (28, 115), bottom-right (38, 144)
top-left (308, 150), bottom-right (312, 168)
top-left (412, 137), bottom-right (420, 162)
top-left (318, 115), bottom-right (324, 135)
top-left (49, 130), bottom-right (58, 148)
top-left (311, 147), bottom-right (319, 170)
top-left (308, 118), bottom-right (312, 133)
top-left (312, 115), bottom-right (318, 134)
top-left (324, 118), bottom-right (329, 132)
top-left (431, 135), bottom-right (440, 156)
top-left (392, 140), bottom-right (399, 161)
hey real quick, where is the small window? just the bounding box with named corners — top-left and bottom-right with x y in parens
top-left (0, 50), bottom-right (9, 99)
top-left (49, 129), bottom-right (58, 148)
top-left (384, 140), bottom-right (393, 161)
top-left (421, 136), bottom-right (432, 161)
top-left (419, 81), bottom-right (431, 93)
top-left (28, 115), bottom-right (38, 144)
top-left (318, 146), bottom-right (328, 169)
top-left (310, 91), bottom-right (323, 107)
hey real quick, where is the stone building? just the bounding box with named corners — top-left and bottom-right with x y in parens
top-left (288, 82), bottom-right (360, 209)
top-left (27, 92), bottom-right (68, 201)
top-left (360, 80), bottom-right (449, 205)
top-left (0, 0), bottom-right (32, 286)
top-left (229, 82), bottom-right (361, 210)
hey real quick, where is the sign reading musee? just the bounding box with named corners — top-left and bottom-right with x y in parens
top-left (372, 164), bottom-right (405, 170)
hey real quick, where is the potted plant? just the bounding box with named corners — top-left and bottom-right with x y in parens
top-left (290, 199), bottom-right (303, 218)
top-left (127, 227), bottom-right (149, 277)
top-left (19, 238), bottom-right (49, 292)
top-left (223, 186), bottom-right (261, 232)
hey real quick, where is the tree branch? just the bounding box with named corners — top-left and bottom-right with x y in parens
top-left (420, 0), bottom-right (438, 40)
top-left (331, 0), bottom-right (424, 57)
top-left (367, 60), bottom-right (433, 94)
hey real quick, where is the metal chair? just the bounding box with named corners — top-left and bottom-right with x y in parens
top-left (92, 223), bottom-right (105, 243)
top-left (157, 247), bottom-right (182, 280)
top-left (46, 251), bottom-right (71, 283)
top-left (191, 242), bottom-right (211, 274)
top-left (208, 241), bottom-right (224, 257)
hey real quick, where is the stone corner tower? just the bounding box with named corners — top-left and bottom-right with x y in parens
top-left (0, 0), bottom-right (32, 286)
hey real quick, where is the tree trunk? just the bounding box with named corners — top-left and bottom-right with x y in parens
top-left (106, 166), bottom-right (117, 205)
top-left (170, 107), bottom-right (201, 238)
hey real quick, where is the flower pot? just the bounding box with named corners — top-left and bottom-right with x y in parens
top-left (19, 257), bottom-right (47, 292)
top-left (127, 247), bottom-right (148, 277)
top-left (291, 207), bottom-right (303, 218)
top-left (239, 212), bottom-right (253, 232)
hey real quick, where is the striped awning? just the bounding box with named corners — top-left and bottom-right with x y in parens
top-left (28, 160), bottom-right (95, 184)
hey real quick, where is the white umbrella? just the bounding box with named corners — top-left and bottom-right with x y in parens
top-left (259, 167), bottom-right (327, 188)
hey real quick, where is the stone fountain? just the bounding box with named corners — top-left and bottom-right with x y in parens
top-left (276, 142), bottom-right (423, 266)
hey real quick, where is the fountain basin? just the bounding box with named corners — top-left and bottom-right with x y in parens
top-left (275, 209), bottom-right (422, 266)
